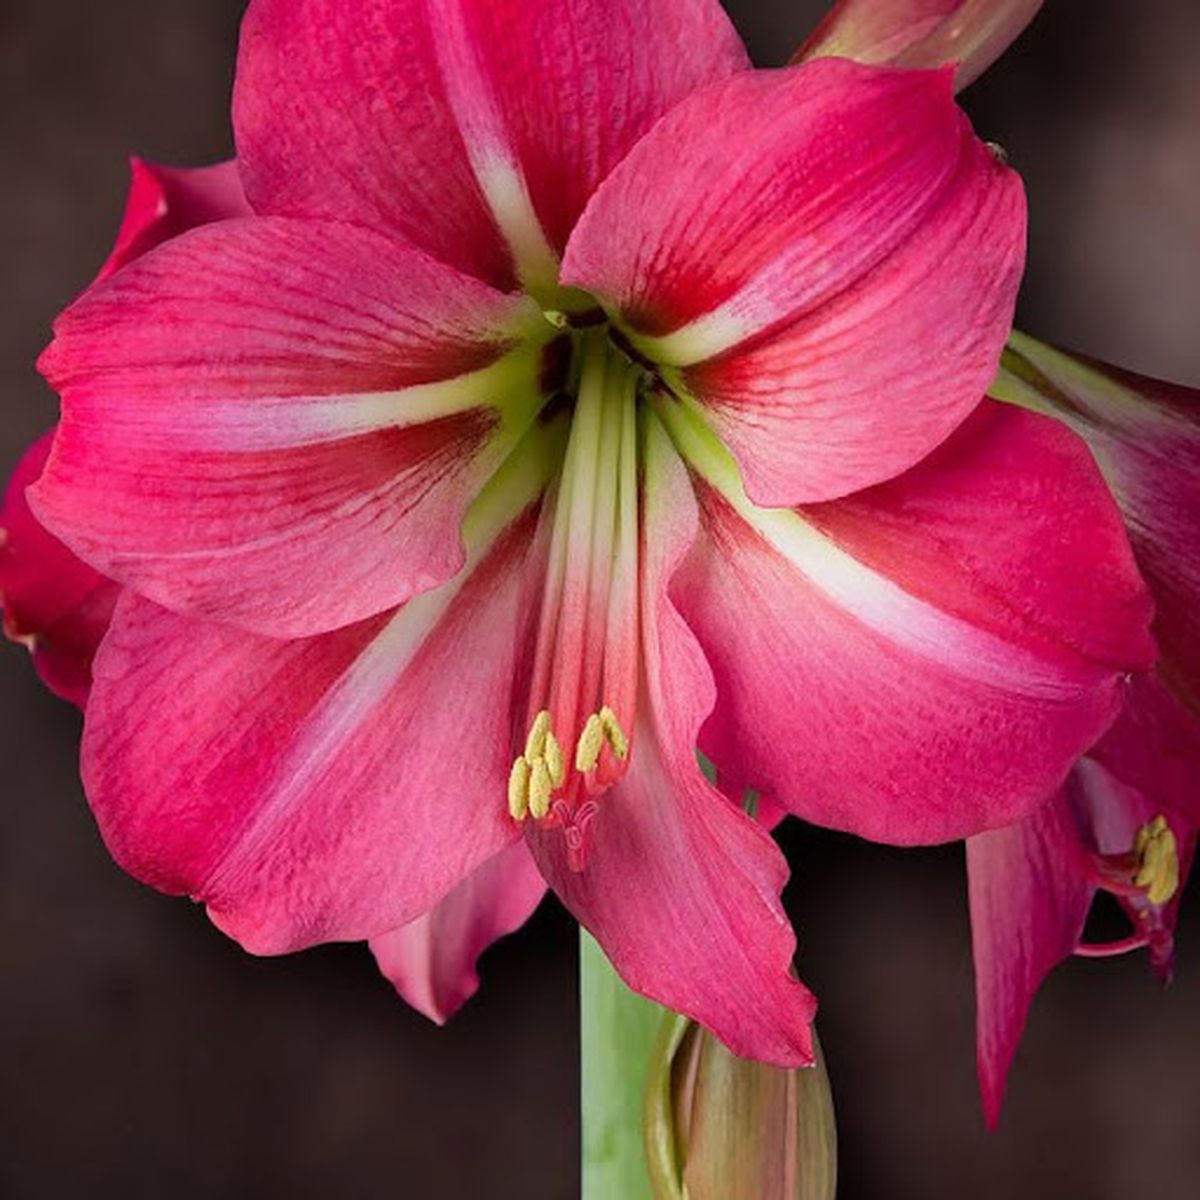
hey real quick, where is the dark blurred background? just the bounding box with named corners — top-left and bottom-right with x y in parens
top-left (1, 1), bottom-right (1197, 1196)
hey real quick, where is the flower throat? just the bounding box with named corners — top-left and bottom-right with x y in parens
top-left (507, 328), bottom-right (645, 870)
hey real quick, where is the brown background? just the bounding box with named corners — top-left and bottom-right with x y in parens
top-left (1, 1), bottom-right (1198, 1196)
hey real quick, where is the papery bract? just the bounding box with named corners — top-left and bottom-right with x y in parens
top-left (16, 0), bottom-right (1155, 1063)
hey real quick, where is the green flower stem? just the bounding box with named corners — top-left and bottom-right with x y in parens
top-left (580, 930), bottom-right (666, 1200)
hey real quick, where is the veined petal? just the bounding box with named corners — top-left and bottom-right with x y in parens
top-left (0, 433), bottom-right (120, 707)
top-left (662, 398), bottom-right (1154, 844)
top-left (35, 217), bottom-right (549, 638)
top-left (234, 0), bottom-right (747, 291)
top-left (529, 413), bottom-right (815, 1066)
top-left (966, 788), bottom-right (1094, 1129)
top-left (369, 842), bottom-right (546, 1025)
top-left (564, 60), bottom-right (1025, 503)
top-left (79, 427), bottom-right (565, 952)
top-left (795, 1), bottom-right (1044, 90)
top-left (995, 332), bottom-right (1200, 714)
top-left (97, 158), bottom-right (251, 282)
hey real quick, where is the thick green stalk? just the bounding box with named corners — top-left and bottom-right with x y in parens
top-left (580, 930), bottom-right (665, 1200)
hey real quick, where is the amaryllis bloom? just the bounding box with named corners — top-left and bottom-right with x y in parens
top-left (969, 335), bottom-right (1200, 1124)
top-left (12, 0), bottom-right (1155, 1063)
top-left (796, 0), bottom-right (1044, 89)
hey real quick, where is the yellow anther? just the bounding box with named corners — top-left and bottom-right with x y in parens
top-left (1134, 816), bottom-right (1180, 907)
top-left (575, 713), bottom-right (605, 774)
top-left (508, 756), bottom-right (531, 821)
top-left (599, 706), bottom-right (629, 761)
top-left (529, 758), bottom-right (554, 820)
top-left (544, 731), bottom-right (566, 788)
top-left (524, 709), bottom-right (552, 761)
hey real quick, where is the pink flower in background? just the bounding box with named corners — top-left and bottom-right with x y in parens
top-left (4, 0), bottom-right (1155, 1061)
top-left (969, 336), bottom-right (1200, 1125)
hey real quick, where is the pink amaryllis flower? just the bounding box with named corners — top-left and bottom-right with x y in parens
top-left (968, 334), bottom-right (1200, 1125)
top-left (9, 0), bottom-right (1155, 1063)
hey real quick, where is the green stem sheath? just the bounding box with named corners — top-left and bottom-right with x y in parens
top-left (580, 930), bottom-right (666, 1200)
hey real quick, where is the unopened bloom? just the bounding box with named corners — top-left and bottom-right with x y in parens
top-left (646, 1015), bottom-right (837, 1200)
top-left (11, 0), bottom-right (1153, 1062)
top-left (796, 0), bottom-right (1045, 90)
top-left (969, 335), bottom-right (1200, 1124)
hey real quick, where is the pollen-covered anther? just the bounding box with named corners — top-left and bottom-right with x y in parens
top-left (1133, 815), bottom-right (1179, 907)
top-left (508, 756), bottom-right (531, 821)
top-left (575, 706), bottom-right (630, 775)
top-left (575, 713), bottom-right (606, 774)
top-left (598, 706), bottom-right (628, 760)
top-left (510, 709), bottom-right (566, 823)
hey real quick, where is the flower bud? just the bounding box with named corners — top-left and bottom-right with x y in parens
top-left (794, 0), bottom-right (1044, 91)
top-left (645, 1016), bottom-right (836, 1200)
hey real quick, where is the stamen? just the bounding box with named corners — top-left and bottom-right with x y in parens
top-left (575, 713), bottom-right (605, 774)
top-left (529, 758), bottom-right (554, 820)
top-left (1134, 816), bottom-right (1179, 906)
top-left (599, 706), bottom-right (629, 760)
top-left (511, 710), bottom-right (565, 823)
top-left (544, 732), bottom-right (566, 788)
top-left (1075, 934), bottom-right (1151, 959)
top-left (524, 709), bottom-right (552, 761)
top-left (508, 757), bottom-right (531, 821)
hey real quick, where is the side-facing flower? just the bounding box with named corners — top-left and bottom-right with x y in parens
top-left (795, 0), bottom-right (1044, 90)
top-left (22, 0), bottom-right (1153, 1062)
top-left (968, 335), bottom-right (1200, 1124)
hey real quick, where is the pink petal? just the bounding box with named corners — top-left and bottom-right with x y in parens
top-left (81, 505), bottom-right (545, 953)
top-left (97, 158), bottom-right (251, 282)
top-left (796, 0), bottom-right (1044, 90)
top-left (676, 401), bottom-right (1155, 844)
top-left (564, 60), bottom-right (1025, 503)
top-left (966, 787), bottom-right (1094, 1129)
top-left (999, 333), bottom-right (1200, 714)
top-left (529, 416), bottom-right (816, 1067)
top-left (0, 432), bottom-right (120, 707)
top-left (234, 0), bottom-right (748, 289)
top-left (35, 217), bottom-right (546, 637)
top-left (369, 842), bottom-right (546, 1025)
